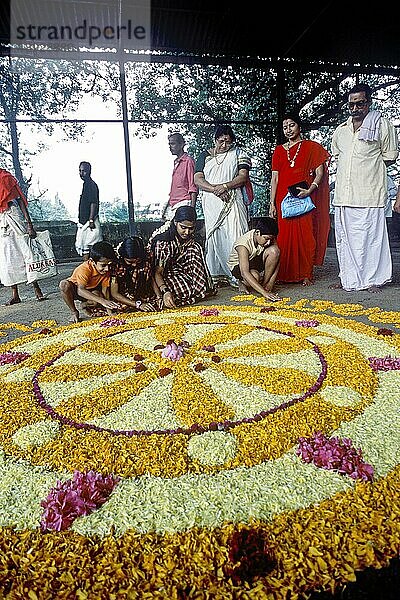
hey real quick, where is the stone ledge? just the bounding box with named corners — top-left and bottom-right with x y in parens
top-left (32, 217), bottom-right (400, 261)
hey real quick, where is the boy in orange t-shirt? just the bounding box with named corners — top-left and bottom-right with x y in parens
top-left (59, 241), bottom-right (120, 322)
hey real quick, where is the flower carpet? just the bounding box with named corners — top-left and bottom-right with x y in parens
top-left (0, 298), bottom-right (399, 599)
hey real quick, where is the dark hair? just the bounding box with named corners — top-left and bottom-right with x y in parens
top-left (282, 112), bottom-right (302, 128)
top-left (89, 241), bottom-right (117, 262)
top-left (174, 205), bottom-right (197, 224)
top-left (79, 161), bottom-right (92, 174)
top-left (255, 218), bottom-right (279, 237)
top-left (214, 124), bottom-right (236, 142)
top-left (168, 132), bottom-right (185, 145)
top-left (348, 83), bottom-right (372, 101)
top-left (152, 205), bottom-right (197, 245)
top-left (118, 236), bottom-right (146, 261)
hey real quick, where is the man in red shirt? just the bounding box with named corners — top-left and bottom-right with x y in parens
top-left (161, 133), bottom-right (198, 221)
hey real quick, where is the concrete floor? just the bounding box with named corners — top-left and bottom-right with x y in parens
top-left (0, 248), bottom-right (399, 334)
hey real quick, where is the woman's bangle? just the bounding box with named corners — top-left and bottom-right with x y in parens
top-left (223, 183), bottom-right (229, 191)
top-left (311, 181), bottom-right (319, 189)
top-left (160, 285), bottom-right (168, 293)
top-left (163, 289), bottom-right (171, 295)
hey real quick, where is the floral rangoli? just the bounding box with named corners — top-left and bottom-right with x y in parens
top-left (0, 299), bottom-right (399, 599)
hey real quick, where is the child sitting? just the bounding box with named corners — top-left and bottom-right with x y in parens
top-left (110, 236), bottom-right (161, 312)
top-left (227, 218), bottom-right (281, 302)
top-left (59, 240), bottom-right (121, 322)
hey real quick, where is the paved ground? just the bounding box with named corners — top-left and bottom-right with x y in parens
top-left (0, 248), bottom-right (399, 334)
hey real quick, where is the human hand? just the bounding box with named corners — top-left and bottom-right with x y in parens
top-left (89, 220), bottom-right (96, 229)
top-left (162, 291), bottom-right (176, 309)
top-left (102, 299), bottom-right (122, 310)
top-left (27, 224), bottom-right (37, 239)
top-left (269, 204), bottom-right (277, 219)
top-left (296, 187), bottom-right (309, 198)
top-left (263, 291), bottom-right (281, 302)
top-left (139, 302), bottom-right (156, 312)
top-left (213, 183), bottom-right (230, 198)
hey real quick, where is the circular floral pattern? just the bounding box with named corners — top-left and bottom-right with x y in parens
top-left (0, 299), bottom-right (399, 599)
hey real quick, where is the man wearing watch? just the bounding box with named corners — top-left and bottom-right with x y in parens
top-left (75, 161), bottom-right (103, 261)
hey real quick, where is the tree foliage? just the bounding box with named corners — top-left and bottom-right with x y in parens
top-left (1, 55), bottom-right (399, 220)
top-left (125, 61), bottom-right (400, 214)
top-left (29, 192), bottom-right (71, 221)
top-left (100, 197), bottom-right (129, 223)
top-left (0, 57), bottom-right (100, 196)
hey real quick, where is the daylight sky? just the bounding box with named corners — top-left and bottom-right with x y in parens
top-left (28, 116), bottom-right (174, 220)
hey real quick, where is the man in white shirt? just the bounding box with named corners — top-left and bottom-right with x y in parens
top-left (331, 83), bottom-right (398, 292)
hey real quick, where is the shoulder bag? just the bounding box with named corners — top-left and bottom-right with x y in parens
top-left (281, 193), bottom-right (315, 219)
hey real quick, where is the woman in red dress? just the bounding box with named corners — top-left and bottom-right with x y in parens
top-left (269, 112), bottom-right (331, 285)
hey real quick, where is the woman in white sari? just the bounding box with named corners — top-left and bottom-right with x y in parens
top-left (194, 125), bottom-right (251, 287)
top-left (0, 168), bottom-right (45, 305)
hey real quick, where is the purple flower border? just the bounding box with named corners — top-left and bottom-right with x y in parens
top-left (32, 324), bottom-right (328, 437)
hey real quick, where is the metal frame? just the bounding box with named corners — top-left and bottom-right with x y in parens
top-left (2, 45), bottom-right (400, 232)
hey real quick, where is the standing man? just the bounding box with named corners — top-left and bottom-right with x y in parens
top-left (75, 161), bottom-right (103, 261)
top-left (161, 133), bottom-right (197, 221)
top-left (331, 83), bottom-right (399, 292)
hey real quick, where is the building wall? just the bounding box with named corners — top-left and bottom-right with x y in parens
top-left (34, 220), bottom-right (206, 261)
top-left (34, 218), bottom-right (399, 262)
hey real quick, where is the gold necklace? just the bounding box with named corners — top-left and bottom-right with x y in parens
top-left (214, 149), bottom-right (229, 165)
top-left (286, 141), bottom-right (302, 168)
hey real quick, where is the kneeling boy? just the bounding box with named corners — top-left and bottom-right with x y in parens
top-left (59, 241), bottom-right (121, 322)
top-left (227, 218), bottom-right (281, 302)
